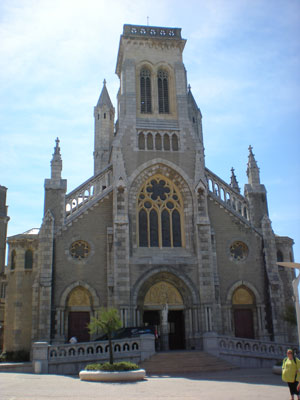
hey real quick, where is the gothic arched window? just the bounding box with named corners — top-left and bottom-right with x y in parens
top-left (140, 68), bottom-right (152, 113)
top-left (11, 250), bottom-right (16, 270)
top-left (137, 175), bottom-right (184, 248)
top-left (157, 70), bottom-right (169, 113)
top-left (25, 249), bottom-right (33, 270)
top-left (277, 250), bottom-right (283, 262)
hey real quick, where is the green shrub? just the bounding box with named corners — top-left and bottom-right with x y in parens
top-left (85, 361), bottom-right (139, 371)
top-left (0, 350), bottom-right (30, 362)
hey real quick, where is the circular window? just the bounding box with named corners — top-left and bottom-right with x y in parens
top-left (230, 241), bottom-right (248, 261)
top-left (70, 240), bottom-right (90, 260)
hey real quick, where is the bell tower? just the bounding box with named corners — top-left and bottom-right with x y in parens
top-left (114, 24), bottom-right (205, 182)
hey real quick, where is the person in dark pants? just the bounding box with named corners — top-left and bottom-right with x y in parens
top-left (282, 349), bottom-right (300, 400)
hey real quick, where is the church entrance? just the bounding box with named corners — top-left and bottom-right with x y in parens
top-left (66, 286), bottom-right (92, 342)
top-left (233, 309), bottom-right (254, 339)
top-left (68, 312), bottom-right (90, 342)
top-left (142, 281), bottom-right (185, 351)
top-left (232, 285), bottom-right (255, 339)
top-left (168, 310), bottom-right (185, 350)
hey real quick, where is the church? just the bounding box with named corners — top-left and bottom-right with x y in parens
top-left (0, 24), bottom-right (296, 354)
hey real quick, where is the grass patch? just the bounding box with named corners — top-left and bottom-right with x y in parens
top-left (85, 361), bottom-right (139, 371)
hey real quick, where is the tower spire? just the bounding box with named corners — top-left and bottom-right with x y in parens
top-left (51, 137), bottom-right (62, 181)
top-left (96, 79), bottom-right (113, 109)
top-left (246, 145), bottom-right (260, 185)
top-left (230, 167), bottom-right (240, 193)
top-left (94, 80), bottom-right (115, 174)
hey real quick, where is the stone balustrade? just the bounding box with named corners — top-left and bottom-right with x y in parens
top-left (203, 332), bottom-right (297, 368)
top-left (33, 335), bottom-right (155, 374)
top-left (65, 165), bottom-right (113, 220)
top-left (217, 336), bottom-right (295, 358)
top-left (205, 168), bottom-right (249, 221)
top-left (48, 338), bottom-right (141, 362)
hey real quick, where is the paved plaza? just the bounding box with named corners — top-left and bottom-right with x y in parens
top-left (0, 368), bottom-right (287, 400)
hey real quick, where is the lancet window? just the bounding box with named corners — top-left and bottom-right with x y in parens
top-left (24, 249), bottom-right (33, 270)
top-left (157, 70), bottom-right (169, 113)
top-left (11, 250), bottom-right (16, 270)
top-left (138, 175), bottom-right (184, 248)
top-left (140, 68), bottom-right (152, 113)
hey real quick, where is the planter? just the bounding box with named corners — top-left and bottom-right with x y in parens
top-left (79, 369), bottom-right (146, 382)
top-left (272, 365), bottom-right (282, 375)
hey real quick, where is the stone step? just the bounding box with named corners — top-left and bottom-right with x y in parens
top-left (140, 351), bottom-right (235, 375)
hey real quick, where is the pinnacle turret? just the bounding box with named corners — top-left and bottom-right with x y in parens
top-left (51, 137), bottom-right (62, 181)
top-left (96, 79), bottom-right (114, 109)
top-left (246, 145), bottom-right (260, 185)
top-left (230, 167), bottom-right (240, 193)
top-left (94, 80), bottom-right (115, 174)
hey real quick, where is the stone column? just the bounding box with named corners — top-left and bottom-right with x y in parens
top-left (160, 304), bottom-right (169, 351)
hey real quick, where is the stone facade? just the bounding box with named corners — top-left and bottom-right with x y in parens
top-left (1, 24), bottom-right (297, 353)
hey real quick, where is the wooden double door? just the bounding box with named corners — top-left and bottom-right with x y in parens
top-left (68, 311), bottom-right (90, 342)
top-left (234, 309), bottom-right (254, 339)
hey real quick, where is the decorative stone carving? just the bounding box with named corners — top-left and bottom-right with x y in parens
top-left (144, 281), bottom-right (183, 306)
top-left (232, 287), bottom-right (254, 305)
top-left (70, 240), bottom-right (90, 260)
top-left (230, 241), bottom-right (249, 261)
top-left (68, 287), bottom-right (91, 307)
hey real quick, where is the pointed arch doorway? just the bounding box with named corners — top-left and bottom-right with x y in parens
top-left (232, 286), bottom-right (255, 339)
top-left (67, 286), bottom-right (91, 342)
top-left (143, 281), bottom-right (185, 350)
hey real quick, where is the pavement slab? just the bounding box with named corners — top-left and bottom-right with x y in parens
top-left (0, 368), bottom-right (288, 400)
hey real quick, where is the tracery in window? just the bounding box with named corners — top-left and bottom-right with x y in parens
top-left (70, 240), bottom-right (90, 260)
top-left (230, 241), bottom-right (248, 261)
top-left (24, 249), bottom-right (33, 270)
top-left (157, 70), bottom-right (169, 113)
top-left (137, 175), bottom-right (184, 248)
top-left (140, 68), bottom-right (152, 113)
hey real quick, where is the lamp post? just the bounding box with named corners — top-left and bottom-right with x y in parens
top-left (277, 262), bottom-right (300, 349)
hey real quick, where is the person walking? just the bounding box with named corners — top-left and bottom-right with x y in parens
top-left (282, 349), bottom-right (300, 400)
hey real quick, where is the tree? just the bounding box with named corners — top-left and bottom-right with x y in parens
top-left (88, 308), bottom-right (122, 364)
top-left (283, 304), bottom-right (297, 326)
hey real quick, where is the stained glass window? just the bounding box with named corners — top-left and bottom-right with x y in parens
top-left (70, 241), bottom-right (90, 260)
top-left (137, 175), bottom-right (184, 248)
top-left (230, 241), bottom-right (248, 261)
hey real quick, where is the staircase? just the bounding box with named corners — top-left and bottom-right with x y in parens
top-left (140, 351), bottom-right (235, 375)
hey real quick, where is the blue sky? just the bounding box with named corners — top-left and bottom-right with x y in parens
top-left (0, 0), bottom-right (299, 262)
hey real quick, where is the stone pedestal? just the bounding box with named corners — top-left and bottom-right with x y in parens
top-left (202, 331), bottom-right (219, 356)
top-left (32, 342), bottom-right (49, 374)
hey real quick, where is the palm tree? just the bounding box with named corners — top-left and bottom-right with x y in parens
top-left (88, 308), bottom-right (122, 364)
